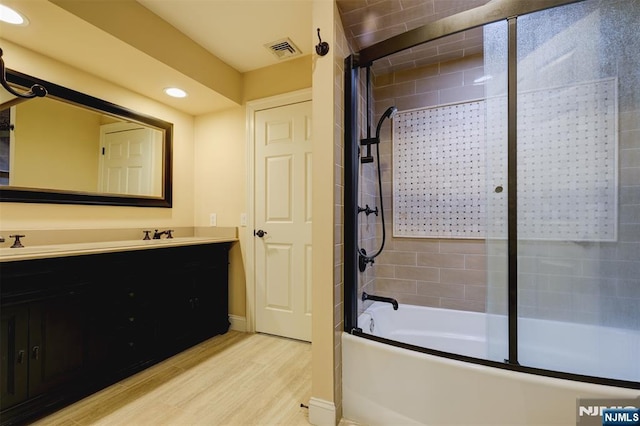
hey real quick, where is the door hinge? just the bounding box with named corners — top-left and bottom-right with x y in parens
top-left (101, 147), bottom-right (105, 155)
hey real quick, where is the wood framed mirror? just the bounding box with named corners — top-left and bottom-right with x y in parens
top-left (0, 69), bottom-right (172, 208)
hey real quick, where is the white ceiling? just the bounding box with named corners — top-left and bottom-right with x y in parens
top-left (1, 0), bottom-right (486, 115)
top-left (0, 0), bottom-right (313, 115)
top-left (137, 0), bottom-right (313, 74)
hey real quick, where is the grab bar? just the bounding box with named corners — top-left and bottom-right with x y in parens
top-left (362, 292), bottom-right (398, 310)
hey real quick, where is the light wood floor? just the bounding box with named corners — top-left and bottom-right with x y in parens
top-left (33, 331), bottom-right (312, 425)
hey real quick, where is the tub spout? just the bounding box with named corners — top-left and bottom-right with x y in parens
top-left (362, 292), bottom-right (398, 310)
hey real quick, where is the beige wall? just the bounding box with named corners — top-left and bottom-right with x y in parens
top-left (194, 107), bottom-right (247, 317)
top-left (310, 0), bottom-right (343, 421)
top-left (13, 97), bottom-right (100, 191)
top-left (1, 38), bottom-right (313, 321)
top-left (192, 57), bottom-right (311, 319)
top-left (2, 10), bottom-right (338, 417)
top-left (0, 40), bottom-right (196, 230)
top-left (244, 56), bottom-right (311, 102)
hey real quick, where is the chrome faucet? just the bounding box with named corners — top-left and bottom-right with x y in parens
top-left (152, 229), bottom-right (174, 239)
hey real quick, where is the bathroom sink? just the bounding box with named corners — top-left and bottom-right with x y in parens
top-left (0, 236), bottom-right (236, 262)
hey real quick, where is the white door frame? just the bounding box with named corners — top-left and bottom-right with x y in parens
top-left (245, 88), bottom-right (312, 334)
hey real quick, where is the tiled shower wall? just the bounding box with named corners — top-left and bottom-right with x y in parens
top-left (360, 1), bottom-right (640, 329)
top-left (487, 1), bottom-right (640, 329)
top-left (365, 52), bottom-right (489, 313)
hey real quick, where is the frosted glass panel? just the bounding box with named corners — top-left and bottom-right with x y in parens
top-left (392, 78), bottom-right (618, 241)
top-left (484, 19), bottom-right (509, 363)
top-left (516, 0), bottom-right (640, 382)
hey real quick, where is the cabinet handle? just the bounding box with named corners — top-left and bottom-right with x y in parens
top-left (32, 345), bottom-right (40, 360)
top-left (17, 349), bottom-right (25, 364)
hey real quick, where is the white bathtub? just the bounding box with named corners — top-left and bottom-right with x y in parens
top-left (343, 302), bottom-right (640, 425)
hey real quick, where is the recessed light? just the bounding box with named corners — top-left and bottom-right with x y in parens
top-left (0, 4), bottom-right (28, 26)
top-left (164, 87), bottom-right (187, 98)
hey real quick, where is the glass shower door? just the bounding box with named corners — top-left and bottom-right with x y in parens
top-left (483, 19), bottom-right (509, 364)
top-left (515, 0), bottom-right (640, 382)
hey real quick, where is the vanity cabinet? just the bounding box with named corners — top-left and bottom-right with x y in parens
top-left (0, 242), bottom-right (231, 425)
top-left (0, 305), bottom-right (28, 410)
top-left (1, 265), bottom-right (89, 412)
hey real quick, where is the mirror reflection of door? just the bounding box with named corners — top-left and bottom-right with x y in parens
top-left (99, 122), bottom-right (162, 196)
top-left (0, 108), bottom-right (14, 185)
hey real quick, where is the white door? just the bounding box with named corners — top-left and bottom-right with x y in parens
top-left (99, 123), bottom-right (154, 195)
top-left (255, 101), bottom-right (312, 342)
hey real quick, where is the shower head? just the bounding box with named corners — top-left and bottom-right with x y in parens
top-left (360, 105), bottom-right (397, 163)
top-left (382, 106), bottom-right (398, 120)
top-left (375, 106), bottom-right (398, 139)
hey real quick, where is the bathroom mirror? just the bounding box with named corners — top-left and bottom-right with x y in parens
top-left (0, 69), bottom-right (172, 207)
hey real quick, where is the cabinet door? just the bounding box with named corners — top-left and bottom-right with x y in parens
top-left (0, 305), bottom-right (29, 410)
top-left (156, 246), bottom-right (230, 346)
top-left (191, 261), bottom-right (230, 336)
top-left (28, 291), bottom-right (88, 397)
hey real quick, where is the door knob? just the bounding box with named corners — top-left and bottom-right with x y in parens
top-left (254, 229), bottom-right (268, 238)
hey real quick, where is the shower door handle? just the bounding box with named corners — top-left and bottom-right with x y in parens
top-left (254, 229), bottom-right (268, 238)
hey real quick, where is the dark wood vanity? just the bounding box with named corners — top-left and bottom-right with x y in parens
top-left (0, 242), bottom-right (231, 425)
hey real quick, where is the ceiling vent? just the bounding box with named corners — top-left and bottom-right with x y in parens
top-left (265, 38), bottom-right (302, 60)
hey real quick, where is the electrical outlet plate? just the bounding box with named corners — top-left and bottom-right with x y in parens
top-left (209, 213), bottom-right (217, 227)
top-left (240, 213), bottom-right (247, 227)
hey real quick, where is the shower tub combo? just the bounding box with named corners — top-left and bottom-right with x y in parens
top-left (342, 0), bottom-right (640, 424)
top-left (343, 303), bottom-right (639, 425)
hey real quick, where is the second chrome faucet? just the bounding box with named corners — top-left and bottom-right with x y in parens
top-left (143, 229), bottom-right (174, 240)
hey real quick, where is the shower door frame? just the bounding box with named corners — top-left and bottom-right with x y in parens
top-left (343, 0), bottom-right (639, 390)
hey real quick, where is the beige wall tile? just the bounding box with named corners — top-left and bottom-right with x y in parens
top-left (439, 84), bottom-right (484, 104)
top-left (464, 285), bottom-right (487, 301)
top-left (417, 281), bottom-right (465, 299)
top-left (465, 254), bottom-right (487, 270)
top-left (441, 268), bottom-right (486, 285)
top-left (418, 252), bottom-right (465, 268)
top-left (416, 72), bottom-right (464, 93)
top-left (395, 265), bottom-right (440, 282)
top-left (375, 278), bottom-right (417, 294)
top-left (439, 239), bottom-right (486, 254)
top-left (377, 250), bottom-right (418, 266)
top-left (392, 239), bottom-right (440, 252)
top-left (395, 293), bottom-right (441, 307)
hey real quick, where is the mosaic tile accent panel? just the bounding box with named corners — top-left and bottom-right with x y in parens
top-left (392, 78), bottom-right (618, 241)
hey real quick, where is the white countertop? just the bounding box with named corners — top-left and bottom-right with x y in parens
top-left (0, 236), bottom-right (237, 262)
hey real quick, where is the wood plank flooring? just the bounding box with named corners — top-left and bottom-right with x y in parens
top-left (33, 331), bottom-right (312, 425)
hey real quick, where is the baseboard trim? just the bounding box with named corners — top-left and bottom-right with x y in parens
top-left (309, 397), bottom-right (337, 426)
top-left (229, 315), bottom-right (247, 332)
